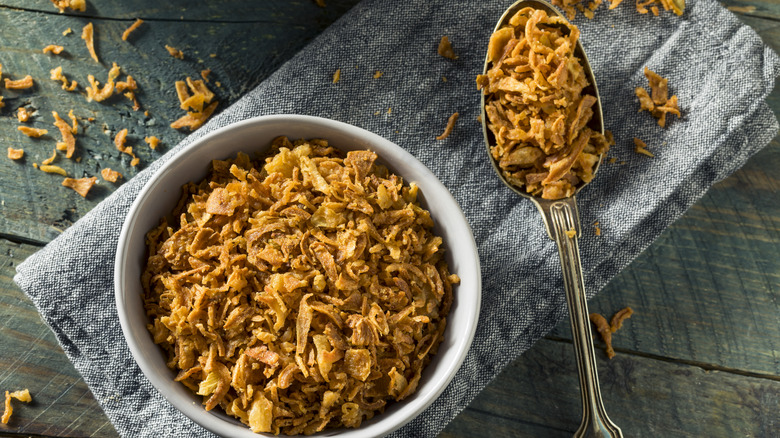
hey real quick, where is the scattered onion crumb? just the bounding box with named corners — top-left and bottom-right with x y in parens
top-left (63, 27), bottom-right (73, 36)
top-left (4, 75), bottom-right (34, 90)
top-left (40, 164), bottom-right (68, 176)
top-left (51, 66), bottom-right (79, 91)
top-left (116, 75), bottom-right (140, 110)
top-left (62, 176), bottom-right (97, 197)
top-left (42, 149), bottom-right (58, 165)
top-left (81, 22), bottom-right (99, 63)
top-left (608, 157), bottom-right (617, 164)
top-left (144, 136), bottom-right (160, 149)
top-left (17, 107), bottom-right (31, 122)
top-left (200, 68), bottom-right (211, 82)
top-left (43, 45), bottom-right (65, 55)
top-left (633, 138), bottom-right (655, 157)
top-left (165, 45), bottom-right (184, 59)
top-left (18, 126), bottom-right (48, 138)
top-left (101, 168), bottom-right (122, 182)
top-left (122, 18), bottom-right (144, 41)
top-left (114, 128), bottom-right (138, 165)
top-left (86, 62), bottom-right (121, 102)
top-left (0, 96), bottom-right (4, 110)
top-left (437, 36), bottom-right (458, 59)
top-left (53, 111), bottom-right (76, 158)
top-left (2, 389), bottom-right (32, 425)
top-left (7, 147), bottom-right (24, 160)
top-left (67, 109), bottom-right (79, 134)
top-left (594, 221), bottom-right (601, 236)
top-left (171, 77), bottom-right (218, 130)
top-left (565, 229), bottom-right (577, 238)
top-left (51, 0), bottom-right (85, 12)
top-left (171, 101), bottom-right (218, 131)
top-left (635, 67), bottom-right (680, 127)
top-left (436, 112), bottom-right (459, 140)
top-left (373, 70), bottom-right (383, 79)
top-left (442, 76), bottom-right (447, 82)
top-left (332, 68), bottom-right (341, 84)
top-left (590, 307), bottom-right (634, 359)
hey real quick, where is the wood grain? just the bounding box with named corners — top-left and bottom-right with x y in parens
top-left (0, 1), bottom-right (361, 244)
top-left (441, 338), bottom-right (780, 438)
top-left (0, 238), bottom-right (118, 437)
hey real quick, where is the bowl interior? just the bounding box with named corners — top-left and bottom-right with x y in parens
top-left (115, 114), bottom-right (481, 437)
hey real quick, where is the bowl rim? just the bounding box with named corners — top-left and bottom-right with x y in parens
top-left (114, 114), bottom-right (482, 437)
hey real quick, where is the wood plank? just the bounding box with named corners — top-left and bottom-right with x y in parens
top-left (0, 238), bottom-right (118, 437)
top-left (0, 0), bottom-right (359, 22)
top-left (441, 338), bottom-right (780, 438)
top-left (548, 135), bottom-right (779, 376)
top-left (0, 2), bottom-right (360, 244)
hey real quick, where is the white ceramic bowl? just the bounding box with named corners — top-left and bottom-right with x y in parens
top-left (115, 114), bottom-right (481, 437)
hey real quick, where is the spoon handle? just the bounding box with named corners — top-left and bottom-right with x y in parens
top-left (542, 197), bottom-right (623, 438)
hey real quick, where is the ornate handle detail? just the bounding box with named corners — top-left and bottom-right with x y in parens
top-left (539, 197), bottom-right (623, 438)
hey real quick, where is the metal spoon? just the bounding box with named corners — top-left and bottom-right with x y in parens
top-left (480, 1), bottom-right (623, 437)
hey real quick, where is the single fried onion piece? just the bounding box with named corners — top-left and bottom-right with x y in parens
top-left (53, 111), bottom-right (76, 158)
top-left (1, 389), bottom-right (31, 425)
top-left (436, 112), bottom-right (459, 140)
top-left (51, 66), bottom-right (79, 91)
top-left (478, 8), bottom-right (611, 200)
top-left (7, 147), bottom-right (24, 160)
top-left (17, 107), bottom-right (31, 122)
top-left (143, 139), bottom-right (459, 434)
top-left (633, 137), bottom-right (654, 157)
top-left (51, 0), bottom-right (85, 12)
top-left (43, 44), bottom-right (65, 55)
top-left (18, 126), bottom-right (48, 138)
top-left (101, 167), bottom-right (123, 182)
top-left (82, 22), bottom-right (99, 63)
top-left (170, 101), bottom-right (218, 131)
top-left (636, 67), bottom-right (680, 127)
top-left (122, 18), bottom-right (144, 41)
top-left (589, 313), bottom-right (614, 358)
top-left (144, 136), bottom-right (160, 149)
top-left (437, 36), bottom-right (458, 59)
top-left (114, 128), bottom-right (140, 166)
top-left (165, 44), bottom-right (184, 59)
top-left (86, 62), bottom-right (121, 102)
top-left (590, 306), bottom-right (634, 359)
top-left (609, 306), bottom-right (633, 332)
top-left (4, 75), bottom-right (34, 90)
top-left (62, 176), bottom-right (97, 197)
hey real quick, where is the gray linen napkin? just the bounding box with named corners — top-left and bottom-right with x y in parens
top-left (14, 0), bottom-right (779, 436)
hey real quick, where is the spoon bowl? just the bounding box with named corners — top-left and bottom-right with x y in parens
top-left (480, 2), bottom-right (623, 437)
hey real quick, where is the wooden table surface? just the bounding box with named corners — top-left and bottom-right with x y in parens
top-left (0, 1), bottom-right (777, 437)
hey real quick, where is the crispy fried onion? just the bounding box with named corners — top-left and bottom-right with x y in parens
top-left (4, 75), bottom-right (34, 90)
top-left (52, 111), bottom-right (76, 158)
top-left (143, 138), bottom-right (459, 435)
top-left (51, 66), bottom-right (78, 91)
top-left (170, 77), bottom-right (218, 131)
top-left (86, 62), bottom-right (120, 102)
top-left (477, 8), bottom-right (611, 200)
top-left (62, 176), bottom-right (96, 197)
top-left (635, 66), bottom-right (680, 128)
top-left (1, 389), bottom-right (32, 425)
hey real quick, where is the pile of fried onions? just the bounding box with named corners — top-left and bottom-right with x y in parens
top-left (143, 137), bottom-right (459, 435)
top-left (477, 8), bottom-right (611, 200)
